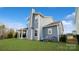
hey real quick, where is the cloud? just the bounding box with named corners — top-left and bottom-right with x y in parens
top-left (65, 12), bottom-right (75, 21)
top-left (62, 12), bottom-right (75, 34)
top-left (65, 12), bottom-right (75, 19)
top-left (0, 21), bottom-right (26, 30)
top-left (5, 22), bottom-right (26, 30)
top-left (62, 20), bottom-right (74, 34)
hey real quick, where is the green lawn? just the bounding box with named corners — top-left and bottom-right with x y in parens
top-left (0, 38), bottom-right (79, 51)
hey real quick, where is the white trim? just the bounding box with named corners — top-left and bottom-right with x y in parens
top-left (31, 29), bottom-right (33, 40)
top-left (48, 28), bottom-right (52, 35)
top-left (17, 31), bottom-right (20, 39)
top-left (38, 15), bottom-right (40, 40)
top-left (30, 9), bottom-right (33, 40)
top-left (57, 26), bottom-right (59, 42)
top-left (26, 31), bottom-right (27, 39)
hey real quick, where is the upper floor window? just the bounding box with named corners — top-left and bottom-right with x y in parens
top-left (34, 19), bottom-right (38, 28)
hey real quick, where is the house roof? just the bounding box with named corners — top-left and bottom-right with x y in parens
top-left (44, 22), bottom-right (61, 27)
top-left (43, 21), bottom-right (64, 32)
top-left (33, 12), bottom-right (52, 18)
top-left (33, 12), bottom-right (44, 17)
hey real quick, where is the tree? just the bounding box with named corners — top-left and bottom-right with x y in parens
top-left (0, 24), bottom-right (6, 39)
top-left (7, 28), bottom-right (16, 38)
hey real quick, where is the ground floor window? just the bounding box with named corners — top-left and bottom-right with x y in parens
top-left (48, 28), bottom-right (52, 35)
top-left (35, 30), bottom-right (37, 36)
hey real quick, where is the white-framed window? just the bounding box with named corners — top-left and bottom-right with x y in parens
top-left (35, 30), bottom-right (38, 36)
top-left (34, 18), bottom-right (38, 28)
top-left (48, 28), bottom-right (52, 35)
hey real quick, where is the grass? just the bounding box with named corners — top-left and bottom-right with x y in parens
top-left (0, 38), bottom-right (79, 51)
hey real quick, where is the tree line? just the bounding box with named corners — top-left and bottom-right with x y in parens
top-left (0, 24), bottom-right (17, 39)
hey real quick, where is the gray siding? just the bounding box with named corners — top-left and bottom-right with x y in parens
top-left (43, 26), bottom-right (58, 41)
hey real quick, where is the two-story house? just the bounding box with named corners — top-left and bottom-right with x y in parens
top-left (26, 9), bottom-right (64, 41)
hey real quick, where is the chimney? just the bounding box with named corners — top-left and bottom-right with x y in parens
top-left (31, 8), bottom-right (35, 13)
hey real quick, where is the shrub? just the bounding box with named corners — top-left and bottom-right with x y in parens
top-left (7, 32), bottom-right (13, 38)
top-left (76, 35), bottom-right (79, 44)
top-left (60, 35), bottom-right (66, 43)
top-left (44, 35), bottom-right (58, 42)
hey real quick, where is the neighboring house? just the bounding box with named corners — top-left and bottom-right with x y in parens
top-left (26, 9), bottom-right (64, 41)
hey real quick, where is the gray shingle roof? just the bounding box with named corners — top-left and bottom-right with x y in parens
top-left (44, 22), bottom-right (61, 27)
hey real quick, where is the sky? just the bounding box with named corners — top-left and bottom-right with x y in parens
top-left (0, 7), bottom-right (75, 34)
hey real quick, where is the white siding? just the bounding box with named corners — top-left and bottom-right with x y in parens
top-left (40, 16), bottom-right (54, 27)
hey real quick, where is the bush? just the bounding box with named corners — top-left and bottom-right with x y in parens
top-left (43, 35), bottom-right (58, 42)
top-left (7, 29), bottom-right (16, 38)
top-left (60, 35), bottom-right (66, 43)
top-left (40, 40), bottom-right (44, 41)
top-left (7, 32), bottom-right (13, 38)
top-left (77, 35), bottom-right (79, 44)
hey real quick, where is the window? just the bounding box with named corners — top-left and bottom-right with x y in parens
top-left (35, 19), bottom-right (38, 28)
top-left (48, 28), bottom-right (52, 35)
top-left (35, 30), bottom-right (37, 36)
